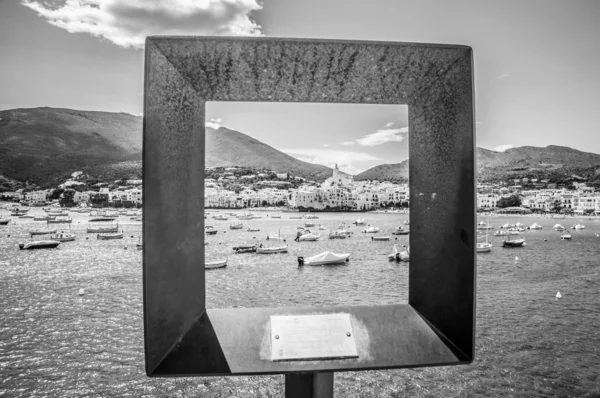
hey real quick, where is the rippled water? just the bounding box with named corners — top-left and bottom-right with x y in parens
top-left (1, 210), bottom-right (599, 397)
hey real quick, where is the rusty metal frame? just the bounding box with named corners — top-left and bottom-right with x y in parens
top-left (143, 36), bottom-right (476, 376)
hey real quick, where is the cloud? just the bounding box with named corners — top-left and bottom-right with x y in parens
top-left (21, 0), bottom-right (263, 50)
top-left (356, 127), bottom-right (408, 146)
top-left (498, 74), bottom-right (510, 79)
top-left (341, 141), bottom-right (355, 146)
top-left (282, 148), bottom-right (380, 175)
top-left (205, 117), bottom-right (222, 129)
top-left (493, 144), bottom-right (515, 152)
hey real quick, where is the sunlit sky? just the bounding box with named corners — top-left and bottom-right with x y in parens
top-left (1, 0), bottom-right (599, 174)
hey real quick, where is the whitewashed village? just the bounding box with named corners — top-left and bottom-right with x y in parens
top-left (2, 167), bottom-right (600, 215)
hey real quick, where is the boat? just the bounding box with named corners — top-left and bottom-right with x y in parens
top-left (304, 221), bottom-right (316, 227)
top-left (205, 259), bottom-right (227, 269)
top-left (304, 213), bottom-right (319, 219)
top-left (476, 221), bottom-right (493, 230)
top-left (502, 234), bottom-right (526, 248)
top-left (266, 234), bottom-right (286, 241)
top-left (476, 234), bottom-right (492, 253)
top-left (256, 244), bottom-right (288, 254)
top-left (528, 223), bottom-right (543, 230)
top-left (86, 224), bottom-right (119, 233)
top-left (47, 217), bottom-right (72, 224)
top-left (136, 243), bottom-right (143, 250)
top-left (0, 219), bottom-right (9, 225)
top-left (362, 226), bottom-right (380, 233)
top-left (507, 227), bottom-right (525, 233)
top-left (295, 230), bottom-right (320, 241)
top-left (289, 216), bottom-right (303, 219)
top-left (560, 234), bottom-right (572, 240)
top-left (247, 227), bottom-right (261, 232)
top-left (297, 251), bottom-right (350, 266)
top-left (50, 232), bottom-right (76, 242)
top-left (573, 224), bottom-right (585, 230)
top-left (269, 215), bottom-right (281, 219)
top-left (391, 226), bottom-right (410, 235)
top-left (353, 219), bottom-right (366, 226)
top-left (18, 214), bottom-right (35, 219)
top-left (329, 230), bottom-right (350, 239)
top-left (89, 217), bottom-right (117, 222)
top-left (97, 232), bottom-right (124, 240)
top-left (494, 230), bottom-right (509, 236)
top-left (233, 244), bottom-right (257, 253)
top-left (229, 222), bottom-right (244, 230)
top-left (212, 214), bottom-right (228, 221)
top-left (205, 226), bottom-right (218, 235)
top-left (318, 225), bottom-right (326, 230)
top-left (34, 215), bottom-right (55, 221)
top-left (19, 240), bottom-right (60, 250)
top-left (371, 236), bottom-right (391, 241)
top-left (403, 220), bottom-right (410, 225)
top-left (388, 245), bottom-right (410, 262)
top-left (553, 224), bottom-right (566, 231)
top-left (29, 228), bottom-right (58, 236)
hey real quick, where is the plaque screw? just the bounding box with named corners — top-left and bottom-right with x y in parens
top-left (346, 332), bottom-right (351, 337)
top-left (275, 335), bottom-right (279, 339)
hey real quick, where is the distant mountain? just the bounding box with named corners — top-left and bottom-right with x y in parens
top-left (206, 126), bottom-right (332, 181)
top-left (355, 146), bottom-right (600, 183)
top-left (0, 107), bottom-right (142, 188)
top-left (0, 107), bottom-right (332, 188)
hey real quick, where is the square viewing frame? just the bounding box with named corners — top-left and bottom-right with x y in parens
top-left (143, 36), bottom-right (476, 376)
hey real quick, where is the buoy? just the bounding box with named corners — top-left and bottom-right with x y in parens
top-left (78, 288), bottom-right (85, 296)
top-left (515, 256), bottom-right (519, 261)
top-left (556, 291), bottom-right (562, 299)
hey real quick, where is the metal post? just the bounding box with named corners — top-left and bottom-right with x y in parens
top-left (285, 372), bottom-right (334, 398)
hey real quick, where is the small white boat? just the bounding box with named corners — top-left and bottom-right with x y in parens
top-left (553, 224), bottom-right (566, 231)
top-left (371, 235), bottom-right (391, 241)
top-left (34, 215), bottom-right (54, 221)
top-left (269, 215), bottom-right (281, 219)
top-left (573, 224), bottom-right (585, 230)
top-left (89, 217), bottom-right (117, 222)
top-left (318, 225), bottom-right (326, 230)
top-left (247, 227), bottom-right (261, 232)
top-left (19, 214), bottom-right (35, 219)
top-left (362, 226), bottom-right (380, 233)
top-left (494, 230), bottom-right (509, 236)
top-left (297, 232), bottom-right (320, 241)
top-left (329, 230), bottom-right (350, 239)
top-left (30, 228), bottom-right (58, 236)
top-left (391, 226), bottom-right (409, 235)
top-left (256, 244), bottom-right (288, 254)
top-left (304, 214), bottom-right (319, 219)
top-left (212, 214), bottom-right (228, 221)
top-left (502, 236), bottom-right (526, 247)
top-left (19, 240), bottom-right (60, 250)
top-left (304, 222), bottom-right (316, 227)
top-left (403, 220), bottom-right (410, 225)
top-left (476, 222), bottom-right (493, 230)
top-left (298, 251), bottom-right (350, 266)
top-left (528, 223), bottom-right (543, 230)
top-left (353, 219), bottom-right (366, 226)
top-left (50, 232), bottom-right (76, 242)
top-left (560, 234), bottom-right (572, 240)
top-left (476, 234), bottom-right (492, 253)
top-left (205, 259), bottom-right (227, 269)
top-left (205, 226), bottom-right (218, 235)
top-left (47, 217), bottom-right (72, 224)
top-left (97, 232), bottom-right (124, 240)
top-left (87, 224), bottom-right (119, 233)
top-left (229, 222), bottom-right (243, 230)
top-left (388, 244), bottom-right (409, 261)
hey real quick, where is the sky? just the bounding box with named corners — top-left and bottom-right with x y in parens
top-left (1, 0), bottom-right (599, 174)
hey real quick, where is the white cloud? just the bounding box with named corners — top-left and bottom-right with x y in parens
top-left (493, 144), bottom-right (515, 152)
top-left (356, 127), bottom-right (408, 146)
top-left (498, 74), bottom-right (510, 79)
top-left (21, 0), bottom-right (263, 50)
top-left (205, 117), bottom-right (222, 129)
top-left (282, 148), bottom-right (380, 175)
top-left (341, 141), bottom-right (355, 146)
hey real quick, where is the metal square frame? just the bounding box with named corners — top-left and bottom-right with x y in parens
top-left (143, 36), bottom-right (476, 376)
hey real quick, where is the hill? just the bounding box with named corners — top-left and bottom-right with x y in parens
top-left (0, 107), bottom-right (142, 188)
top-left (206, 126), bottom-right (332, 181)
top-left (355, 146), bottom-right (600, 183)
top-left (0, 107), bottom-right (332, 188)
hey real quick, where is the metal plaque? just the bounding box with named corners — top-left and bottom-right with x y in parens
top-left (270, 314), bottom-right (358, 361)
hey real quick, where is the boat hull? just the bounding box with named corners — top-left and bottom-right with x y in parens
top-left (97, 233), bottom-right (124, 240)
top-left (19, 240), bottom-right (60, 250)
top-left (205, 260), bottom-right (227, 269)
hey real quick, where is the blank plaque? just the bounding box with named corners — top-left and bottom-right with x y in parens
top-left (270, 314), bottom-right (358, 362)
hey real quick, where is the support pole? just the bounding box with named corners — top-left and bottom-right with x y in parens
top-left (285, 372), bottom-right (334, 398)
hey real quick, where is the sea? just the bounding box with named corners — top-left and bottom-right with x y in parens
top-left (1, 208), bottom-right (599, 397)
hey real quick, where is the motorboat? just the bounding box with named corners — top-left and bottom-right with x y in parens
top-left (403, 220), bottom-right (410, 225)
top-left (391, 227), bottom-right (409, 235)
top-left (89, 217), bottom-right (117, 222)
top-left (47, 217), bottom-right (72, 224)
top-left (388, 244), bottom-right (409, 261)
top-left (297, 251), bottom-right (350, 266)
top-left (560, 234), bottom-right (572, 240)
top-left (494, 230), bottom-right (509, 236)
top-left (29, 228), bottom-right (58, 236)
top-left (528, 223), bottom-right (543, 230)
top-left (19, 214), bottom-right (35, 219)
top-left (476, 222), bottom-right (493, 230)
top-left (229, 222), bottom-right (243, 230)
top-left (502, 235), bottom-right (526, 247)
top-left (296, 230), bottom-right (320, 241)
top-left (304, 214), bottom-right (319, 219)
top-left (371, 236), bottom-right (391, 241)
top-left (353, 219), bottom-right (366, 226)
top-left (97, 232), bottom-right (124, 240)
top-left (34, 215), bottom-right (55, 221)
top-left (0, 219), bottom-right (9, 225)
top-left (87, 224), bottom-right (119, 233)
top-left (205, 226), bottom-right (218, 235)
top-left (50, 232), bottom-right (76, 242)
top-left (362, 226), bottom-right (380, 233)
top-left (553, 224), bottom-right (566, 231)
top-left (256, 244), bottom-right (288, 254)
top-left (329, 230), bottom-right (350, 239)
top-left (269, 215), bottom-right (281, 219)
top-left (247, 227), bottom-right (261, 232)
top-left (212, 214), bottom-right (228, 221)
top-left (304, 221), bottom-right (316, 227)
top-left (507, 227), bottom-right (525, 233)
top-left (573, 224), bottom-right (585, 230)
top-left (205, 259), bottom-right (227, 269)
top-left (233, 244), bottom-right (257, 253)
top-left (19, 240), bottom-right (60, 250)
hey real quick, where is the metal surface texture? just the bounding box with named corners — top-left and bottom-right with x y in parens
top-left (143, 36), bottom-right (476, 376)
top-left (270, 314), bottom-right (358, 361)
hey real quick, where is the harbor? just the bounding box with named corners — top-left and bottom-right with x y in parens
top-left (1, 208), bottom-right (600, 396)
